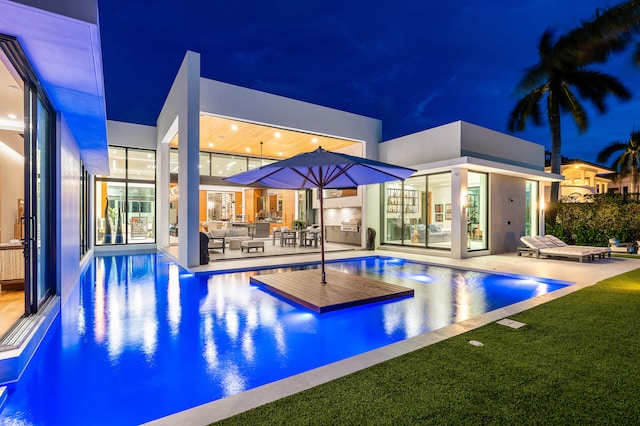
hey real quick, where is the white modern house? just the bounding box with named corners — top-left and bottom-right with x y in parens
top-left (0, 0), bottom-right (561, 385)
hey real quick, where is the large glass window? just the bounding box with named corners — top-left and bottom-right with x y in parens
top-left (383, 180), bottom-right (404, 244)
top-left (107, 147), bottom-right (126, 179)
top-left (127, 149), bottom-right (155, 180)
top-left (128, 183), bottom-right (155, 241)
top-left (199, 152), bottom-right (211, 176)
top-left (402, 176), bottom-right (425, 247)
top-left (0, 36), bottom-right (55, 323)
top-left (382, 173), bottom-right (451, 250)
top-left (427, 173), bottom-right (452, 249)
top-left (80, 161), bottom-right (90, 257)
top-left (95, 147), bottom-right (156, 245)
top-left (467, 171), bottom-right (488, 251)
top-left (34, 95), bottom-right (54, 306)
top-left (211, 154), bottom-right (246, 177)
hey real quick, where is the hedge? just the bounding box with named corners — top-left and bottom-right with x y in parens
top-left (545, 194), bottom-right (640, 246)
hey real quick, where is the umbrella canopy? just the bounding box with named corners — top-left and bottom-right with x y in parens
top-left (224, 147), bottom-right (416, 283)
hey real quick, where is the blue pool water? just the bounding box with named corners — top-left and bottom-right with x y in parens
top-left (0, 254), bottom-right (571, 425)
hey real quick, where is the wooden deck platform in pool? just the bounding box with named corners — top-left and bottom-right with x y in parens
top-left (249, 269), bottom-right (414, 313)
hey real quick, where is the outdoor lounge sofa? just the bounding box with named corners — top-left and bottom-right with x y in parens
top-left (207, 228), bottom-right (252, 253)
top-left (544, 234), bottom-right (611, 258)
top-left (414, 224), bottom-right (450, 243)
top-left (519, 236), bottom-right (595, 262)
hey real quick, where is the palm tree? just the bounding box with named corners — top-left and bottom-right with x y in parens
top-left (597, 130), bottom-right (640, 193)
top-left (508, 26), bottom-right (632, 203)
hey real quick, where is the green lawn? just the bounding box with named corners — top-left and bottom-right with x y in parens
top-left (215, 269), bottom-right (640, 425)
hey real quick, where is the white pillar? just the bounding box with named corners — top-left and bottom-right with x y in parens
top-left (451, 167), bottom-right (467, 259)
top-left (539, 183), bottom-right (546, 236)
top-left (166, 52), bottom-right (201, 267)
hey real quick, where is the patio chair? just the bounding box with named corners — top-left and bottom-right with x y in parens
top-left (272, 227), bottom-right (281, 246)
top-left (608, 238), bottom-right (636, 254)
top-left (544, 234), bottom-right (611, 258)
top-left (302, 226), bottom-right (320, 247)
top-left (281, 227), bottom-right (297, 246)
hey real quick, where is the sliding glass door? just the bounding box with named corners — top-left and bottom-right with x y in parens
top-left (24, 88), bottom-right (55, 314)
top-left (1, 35), bottom-right (55, 318)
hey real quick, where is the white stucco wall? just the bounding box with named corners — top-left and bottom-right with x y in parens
top-left (489, 174), bottom-right (526, 254)
top-left (199, 78), bottom-right (382, 161)
top-left (11, 0), bottom-right (97, 24)
top-left (107, 121), bottom-right (157, 150)
top-left (157, 51), bottom-right (201, 266)
top-left (58, 114), bottom-right (83, 306)
top-left (379, 122), bottom-right (462, 167)
top-left (380, 121), bottom-right (545, 172)
top-left (460, 121), bottom-right (544, 171)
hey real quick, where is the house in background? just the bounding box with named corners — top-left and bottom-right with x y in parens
top-left (604, 174), bottom-right (638, 194)
top-left (543, 160), bottom-right (612, 202)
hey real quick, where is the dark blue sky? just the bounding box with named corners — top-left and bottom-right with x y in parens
top-left (98, 0), bottom-right (640, 164)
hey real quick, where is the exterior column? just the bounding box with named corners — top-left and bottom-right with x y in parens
top-left (178, 52), bottom-right (201, 267)
top-left (451, 167), bottom-right (467, 259)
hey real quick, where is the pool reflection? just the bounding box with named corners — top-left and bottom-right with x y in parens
top-left (9, 253), bottom-right (570, 425)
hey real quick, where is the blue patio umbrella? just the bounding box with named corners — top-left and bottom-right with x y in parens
top-left (225, 147), bottom-right (416, 283)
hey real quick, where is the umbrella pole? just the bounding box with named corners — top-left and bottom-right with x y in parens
top-left (319, 184), bottom-right (326, 284)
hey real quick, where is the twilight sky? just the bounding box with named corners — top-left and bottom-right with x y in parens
top-left (98, 0), bottom-right (640, 164)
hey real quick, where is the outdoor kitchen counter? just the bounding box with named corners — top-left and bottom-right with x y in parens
top-left (324, 225), bottom-right (362, 245)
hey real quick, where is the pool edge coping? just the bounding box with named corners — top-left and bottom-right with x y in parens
top-left (143, 273), bottom-right (594, 425)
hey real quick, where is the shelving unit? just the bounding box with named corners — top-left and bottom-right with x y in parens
top-left (386, 189), bottom-right (418, 214)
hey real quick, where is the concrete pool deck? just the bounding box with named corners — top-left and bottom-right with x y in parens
top-left (147, 249), bottom-right (640, 425)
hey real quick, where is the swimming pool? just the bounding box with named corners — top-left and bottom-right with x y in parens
top-left (0, 254), bottom-right (571, 424)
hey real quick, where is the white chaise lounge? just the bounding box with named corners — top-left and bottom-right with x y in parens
top-left (544, 234), bottom-right (611, 258)
top-left (519, 236), bottom-right (594, 262)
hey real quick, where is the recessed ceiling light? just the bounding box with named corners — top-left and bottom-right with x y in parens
top-left (246, 147), bottom-right (251, 152)
top-left (312, 137), bottom-right (318, 143)
top-left (275, 132), bottom-right (281, 138)
top-left (7, 114), bottom-right (17, 119)
top-left (278, 152), bottom-right (283, 156)
top-left (209, 143), bottom-right (214, 148)
top-left (231, 124), bottom-right (238, 131)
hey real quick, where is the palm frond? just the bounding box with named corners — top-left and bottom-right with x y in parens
top-left (507, 87), bottom-right (546, 132)
top-left (560, 1), bottom-right (640, 65)
top-left (566, 69), bottom-right (632, 113)
top-left (557, 85), bottom-right (588, 132)
top-left (597, 141), bottom-right (627, 163)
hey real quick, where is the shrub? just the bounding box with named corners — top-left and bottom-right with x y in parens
top-left (546, 194), bottom-right (640, 245)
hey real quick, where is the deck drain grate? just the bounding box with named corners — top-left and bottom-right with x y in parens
top-left (497, 318), bottom-right (526, 329)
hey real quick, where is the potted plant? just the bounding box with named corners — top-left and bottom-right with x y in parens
top-left (292, 219), bottom-right (307, 230)
top-left (114, 204), bottom-right (124, 243)
top-left (103, 198), bottom-right (112, 244)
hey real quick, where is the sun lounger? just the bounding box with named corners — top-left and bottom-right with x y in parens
top-left (535, 235), bottom-right (606, 260)
top-left (608, 238), bottom-right (636, 254)
top-left (519, 236), bottom-right (594, 262)
top-left (544, 235), bottom-right (611, 258)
